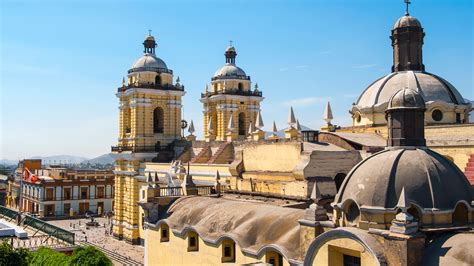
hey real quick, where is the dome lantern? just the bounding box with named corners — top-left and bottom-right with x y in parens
top-left (143, 30), bottom-right (157, 55)
top-left (225, 41), bottom-right (237, 64)
top-left (386, 88), bottom-right (426, 147)
top-left (391, 1), bottom-right (425, 72)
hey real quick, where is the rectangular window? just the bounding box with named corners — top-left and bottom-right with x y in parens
top-left (221, 241), bottom-right (235, 263)
top-left (80, 187), bottom-right (88, 199)
top-left (160, 224), bottom-right (169, 242)
top-left (63, 188), bottom-right (72, 200)
top-left (45, 188), bottom-right (54, 201)
top-left (97, 187), bottom-right (105, 198)
top-left (64, 203), bottom-right (71, 215)
top-left (187, 233), bottom-right (198, 251)
top-left (343, 254), bottom-right (361, 266)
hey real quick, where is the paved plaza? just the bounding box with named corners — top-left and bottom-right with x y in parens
top-left (48, 217), bottom-right (144, 265)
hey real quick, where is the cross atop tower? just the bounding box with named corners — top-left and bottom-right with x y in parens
top-left (148, 29), bottom-right (152, 36)
top-left (229, 40), bottom-right (233, 47)
top-left (405, 0), bottom-right (411, 15)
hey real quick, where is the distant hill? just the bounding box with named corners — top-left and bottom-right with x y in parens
top-left (0, 159), bottom-right (18, 166)
top-left (83, 153), bottom-right (115, 165)
top-left (31, 155), bottom-right (88, 164)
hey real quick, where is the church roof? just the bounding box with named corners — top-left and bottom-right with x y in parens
top-left (131, 54), bottom-right (168, 72)
top-left (393, 15), bottom-right (422, 30)
top-left (161, 196), bottom-right (305, 262)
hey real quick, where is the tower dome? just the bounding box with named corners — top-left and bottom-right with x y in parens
top-left (212, 44), bottom-right (249, 80)
top-left (129, 32), bottom-right (171, 74)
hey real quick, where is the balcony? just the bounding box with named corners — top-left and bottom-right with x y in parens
top-left (111, 145), bottom-right (160, 153)
top-left (117, 83), bottom-right (184, 93)
top-left (201, 88), bottom-right (262, 98)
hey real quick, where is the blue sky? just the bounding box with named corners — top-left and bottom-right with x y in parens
top-left (0, 0), bottom-right (472, 160)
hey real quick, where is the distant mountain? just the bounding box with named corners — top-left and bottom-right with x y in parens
top-left (31, 155), bottom-right (89, 164)
top-left (0, 159), bottom-right (18, 166)
top-left (83, 153), bottom-right (115, 165)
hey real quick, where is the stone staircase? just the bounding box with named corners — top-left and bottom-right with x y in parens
top-left (190, 146), bottom-right (212, 163)
top-left (207, 142), bottom-right (234, 164)
top-left (464, 154), bottom-right (474, 187)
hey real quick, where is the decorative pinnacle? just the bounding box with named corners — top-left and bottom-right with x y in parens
top-left (215, 170), bottom-right (221, 181)
top-left (248, 121), bottom-right (255, 134)
top-left (227, 114), bottom-right (235, 131)
top-left (255, 111), bottom-right (264, 129)
top-left (176, 76), bottom-right (180, 83)
top-left (188, 120), bottom-right (195, 134)
top-left (122, 77), bottom-right (126, 86)
top-left (396, 187), bottom-right (408, 210)
top-left (296, 119), bottom-right (302, 131)
top-left (204, 84), bottom-right (209, 93)
top-left (255, 83), bottom-right (259, 91)
top-left (272, 121), bottom-right (277, 133)
top-left (288, 107), bottom-right (296, 126)
top-left (208, 118), bottom-right (214, 134)
top-left (323, 101), bottom-right (333, 123)
top-left (310, 182), bottom-right (321, 202)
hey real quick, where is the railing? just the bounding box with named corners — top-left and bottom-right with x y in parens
top-left (211, 75), bottom-right (250, 81)
top-left (0, 205), bottom-right (75, 245)
top-left (128, 66), bottom-right (173, 75)
top-left (117, 83), bottom-right (184, 93)
top-left (23, 195), bottom-right (114, 202)
top-left (23, 215), bottom-right (75, 245)
top-left (0, 205), bottom-right (18, 220)
top-left (197, 185), bottom-right (215, 196)
top-left (158, 187), bottom-right (182, 197)
top-left (111, 145), bottom-right (159, 153)
top-left (201, 88), bottom-right (262, 98)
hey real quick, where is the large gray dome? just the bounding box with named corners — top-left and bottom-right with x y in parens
top-left (355, 71), bottom-right (466, 110)
top-left (131, 54), bottom-right (168, 72)
top-left (335, 147), bottom-right (472, 210)
top-left (213, 63), bottom-right (247, 79)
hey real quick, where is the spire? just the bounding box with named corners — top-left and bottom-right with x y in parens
top-left (255, 111), bottom-right (264, 129)
top-left (122, 77), bottom-right (126, 86)
top-left (225, 42), bottom-right (237, 64)
top-left (143, 30), bottom-right (157, 54)
top-left (188, 120), bottom-right (195, 135)
top-left (272, 121), bottom-right (277, 133)
top-left (227, 114), bottom-right (235, 131)
top-left (254, 83), bottom-right (259, 92)
top-left (215, 170), bottom-right (221, 182)
top-left (288, 107), bottom-right (296, 127)
top-left (323, 101), bottom-right (333, 124)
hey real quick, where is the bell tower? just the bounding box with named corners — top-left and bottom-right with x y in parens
top-left (201, 43), bottom-right (264, 141)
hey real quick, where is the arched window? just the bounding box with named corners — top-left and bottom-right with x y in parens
top-left (238, 83), bottom-right (243, 91)
top-left (334, 173), bottom-right (347, 192)
top-left (155, 75), bottom-right (161, 86)
top-left (266, 251), bottom-right (283, 266)
top-left (452, 203), bottom-right (468, 225)
top-left (153, 107), bottom-right (164, 133)
top-left (187, 231), bottom-right (199, 252)
top-left (160, 223), bottom-right (169, 242)
top-left (344, 200), bottom-right (360, 226)
top-left (238, 113), bottom-right (246, 136)
top-left (407, 205), bottom-right (422, 223)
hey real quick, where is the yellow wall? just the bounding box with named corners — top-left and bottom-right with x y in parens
top-left (242, 142), bottom-right (302, 173)
top-left (146, 227), bottom-right (291, 266)
top-left (310, 238), bottom-right (378, 266)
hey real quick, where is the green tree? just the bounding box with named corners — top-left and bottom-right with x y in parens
top-left (28, 246), bottom-right (69, 266)
top-left (0, 240), bottom-right (30, 266)
top-left (69, 246), bottom-right (112, 266)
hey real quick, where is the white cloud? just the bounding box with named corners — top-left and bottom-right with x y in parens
top-left (279, 67), bottom-right (289, 72)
